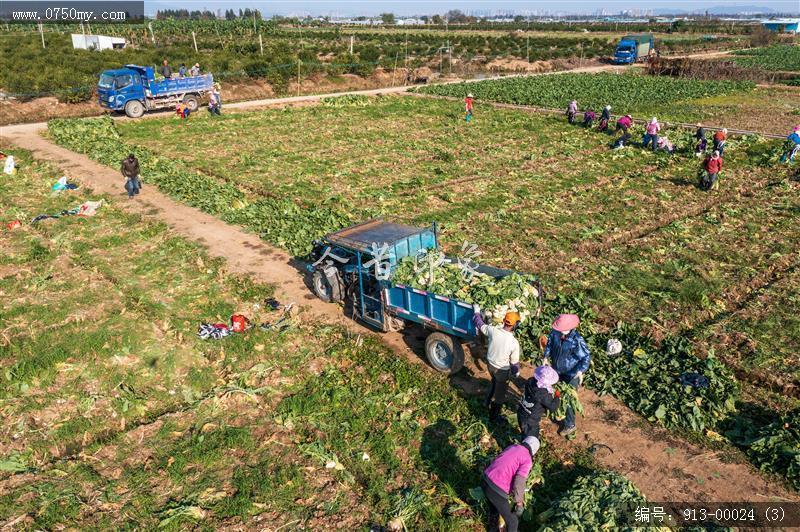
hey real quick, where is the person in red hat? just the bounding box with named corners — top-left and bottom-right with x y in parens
top-left (542, 313), bottom-right (591, 436)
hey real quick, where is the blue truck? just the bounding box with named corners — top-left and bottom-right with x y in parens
top-left (613, 34), bottom-right (655, 64)
top-left (307, 219), bottom-right (540, 374)
top-left (97, 64), bottom-right (214, 118)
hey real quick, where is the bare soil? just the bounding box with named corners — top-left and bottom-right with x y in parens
top-left (3, 116), bottom-right (796, 503)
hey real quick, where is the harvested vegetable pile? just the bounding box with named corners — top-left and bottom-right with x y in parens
top-left (550, 382), bottom-right (583, 422)
top-left (48, 117), bottom-right (353, 256)
top-left (586, 325), bottom-right (739, 432)
top-left (321, 94), bottom-right (373, 107)
top-left (392, 250), bottom-right (540, 325)
top-left (537, 470), bottom-right (646, 531)
top-left (413, 72), bottom-right (754, 112)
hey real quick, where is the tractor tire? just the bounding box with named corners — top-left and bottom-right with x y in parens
top-left (425, 332), bottom-right (465, 375)
top-left (124, 100), bottom-right (145, 118)
top-left (312, 269), bottom-right (343, 303)
top-left (183, 95), bottom-right (199, 112)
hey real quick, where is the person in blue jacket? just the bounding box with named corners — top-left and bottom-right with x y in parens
top-left (542, 313), bottom-right (590, 436)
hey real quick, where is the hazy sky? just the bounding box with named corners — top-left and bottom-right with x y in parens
top-left (147, 1), bottom-right (799, 16)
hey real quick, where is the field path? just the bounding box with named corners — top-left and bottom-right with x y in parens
top-left (2, 121), bottom-right (796, 505)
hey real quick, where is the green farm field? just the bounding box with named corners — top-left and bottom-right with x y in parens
top-left (114, 94), bottom-right (800, 387)
top-left (1, 147), bottom-right (655, 529)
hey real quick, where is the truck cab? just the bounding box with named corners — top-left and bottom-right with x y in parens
top-left (97, 66), bottom-right (149, 115)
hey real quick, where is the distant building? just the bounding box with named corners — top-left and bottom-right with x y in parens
top-left (396, 18), bottom-right (425, 26)
top-left (71, 34), bottom-right (126, 50)
top-left (761, 19), bottom-right (800, 33)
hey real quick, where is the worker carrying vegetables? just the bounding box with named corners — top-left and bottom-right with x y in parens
top-left (473, 306), bottom-right (521, 423)
top-left (543, 314), bottom-right (590, 436)
top-left (481, 436), bottom-right (540, 532)
top-left (465, 93), bottom-right (474, 122)
top-left (566, 100), bottom-right (578, 124)
top-left (517, 365), bottom-right (560, 438)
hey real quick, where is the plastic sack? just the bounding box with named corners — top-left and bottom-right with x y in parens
top-left (52, 176), bottom-right (68, 191)
top-left (3, 156), bottom-right (15, 175)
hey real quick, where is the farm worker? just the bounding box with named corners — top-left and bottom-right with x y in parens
top-left (176, 102), bottom-right (190, 120)
top-left (780, 125), bottom-right (800, 163)
top-left (517, 365), bottom-right (561, 438)
top-left (700, 150), bottom-right (723, 191)
top-left (190, 63), bottom-right (201, 76)
top-left (582, 108), bottom-right (596, 128)
top-left (656, 136), bottom-right (674, 154)
top-left (616, 114), bottom-right (632, 133)
top-left (159, 59), bottom-right (172, 79)
top-left (598, 105), bottom-right (611, 132)
top-left (178, 64), bottom-right (187, 78)
top-left (465, 93), bottom-right (474, 122)
top-left (713, 128), bottom-right (727, 157)
top-left (481, 436), bottom-right (540, 532)
top-left (120, 153), bottom-right (141, 199)
top-left (543, 314), bottom-right (590, 436)
top-left (473, 306), bottom-right (521, 423)
top-left (643, 117), bottom-right (661, 150)
top-left (566, 100), bottom-right (578, 124)
top-left (208, 87), bottom-right (222, 116)
top-left (694, 123), bottom-right (707, 156)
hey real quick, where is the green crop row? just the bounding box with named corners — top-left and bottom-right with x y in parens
top-left (731, 45), bottom-right (800, 72)
top-left (47, 117), bottom-right (354, 255)
top-left (413, 72), bottom-right (755, 113)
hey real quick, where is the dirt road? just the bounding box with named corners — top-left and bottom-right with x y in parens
top-left (2, 122), bottom-right (795, 504)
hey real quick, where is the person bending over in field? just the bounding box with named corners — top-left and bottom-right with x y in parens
top-left (700, 150), bottom-right (723, 191)
top-left (543, 314), bottom-right (590, 437)
top-left (465, 93), bottom-right (474, 122)
top-left (656, 135), bottom-right (674, 155)
top-left (517, 365), bottom-right (560, 438)
top-left (482, 436), bottom-right (540, 532)
top-left (598, 105), bottom-right (612, 133)
top-left (582, 108), bottom-right (596, 128)
top-left (694, 123), bottom-right (707, 157)
top-left (566, 99), bottom-right (578, 124)
top-left (613, 114), bottom-right (633, 149)
top-left (473, 306), bottom-right (521, 423)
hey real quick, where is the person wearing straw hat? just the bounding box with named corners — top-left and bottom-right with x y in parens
top-left (190, 63), bottom-right (201, 77)
top-left (481, 436), bottom-right (540, 532)
top-left (465, 93), bottom-right (475, 122)
top-left (543, 314), bottom-right (590, 436)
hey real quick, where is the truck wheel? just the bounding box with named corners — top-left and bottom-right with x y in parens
top-left (183, 95), bottom-right (199, 112)
top-left (124, 100), bottom-right (145, 118)
top-left (312, 269), bottom-right (343, 303)
top-left (425, 332), bottom-right (465, 375)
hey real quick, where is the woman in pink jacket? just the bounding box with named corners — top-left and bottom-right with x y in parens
top-left (482, 436), bottom-right (540, 532)
top-left (643, 117), bottom-right (661, 150)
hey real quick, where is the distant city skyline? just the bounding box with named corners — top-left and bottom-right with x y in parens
top-left (146, 1), bottom-right (799, 17)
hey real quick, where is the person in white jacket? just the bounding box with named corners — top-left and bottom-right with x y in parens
top-left (473, 306), bottom-right (522, 422)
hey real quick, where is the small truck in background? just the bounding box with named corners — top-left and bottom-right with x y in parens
top-left (97, 64), bottom-right (214, 118)
top-left (613, 34), bottom-right (655, 64)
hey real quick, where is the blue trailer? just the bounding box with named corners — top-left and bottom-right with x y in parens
top-left (307, 219), bottom-right (537, 374)
top-left (97, 64), bottom-right (214, 118)
top-left (613, 34), bottom-right (655, 64)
